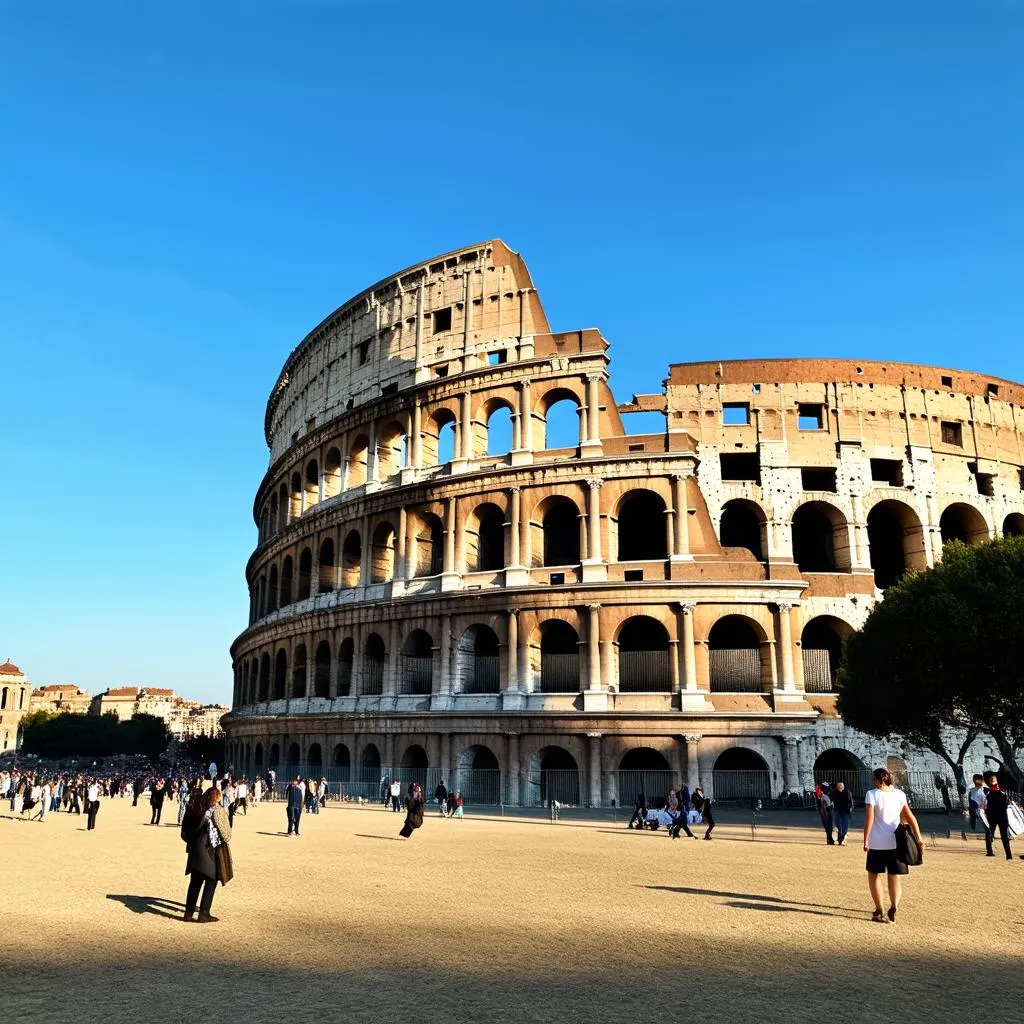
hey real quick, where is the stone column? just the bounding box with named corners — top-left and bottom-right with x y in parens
top-left (680, 602), bottom-right (698, 690)
top-left (586, 375), bottom-right (602, 443)
top-left (587, 732), bottom-right (602, 808)
top-left (383, 734), bottom-right (395, 774)
top-left (586, 604), bottom-right (601, 690)
top-left (414, 285), bottom-right (426, 382)
top-left (506, 732), bottom-right (521, 805)
top-left (460, 390), bottom-right (473, 462)
top-left (396, 506), bottom-right (408, 581)
top-left (581, 477), bottom-right (606, 582)
top-left (411, 402), bottom-right (422, 469)
top-left (383, 621), bottom-right (398, 697)
top-left (432, 613), bottom-right (453, 710)
top-left (519, 380), bottom-right (533, 452)
top-left (360, 514), bottom-right (372, 586)
top-left (367, 421), bottom-right (379, 486)
top-left (684, 733), bottom-right (702, 793)
top-left (440, 732), bottom-right (451, 788)
top-left (774, 602), bottom-right (797, 693)
top-left (671, 474), bottom-right (691, 560)
top-left (442, 498), bottom-right (459, 590)
top-left (780, 735), bottom-right (801, 794)
top-left (506, 610), bottom-right (519, 690)
top-left (508, 488), bottom-right (522, 566)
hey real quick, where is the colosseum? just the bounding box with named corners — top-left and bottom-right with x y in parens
top-left (224, 240), bottom-right (1024, 808)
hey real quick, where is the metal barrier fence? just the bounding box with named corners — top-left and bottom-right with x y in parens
top-left (711, 769), bottom-right (773, 802)
top-left (709, 648), bottom-right (761, 692)
top-left (618, 770), bottom-right (676, 808)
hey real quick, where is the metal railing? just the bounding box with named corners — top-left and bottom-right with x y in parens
top-left (362, 662), bottom-right (384, 695)
top-left (399, 656), bottom-right (432, 695)
top-left (709, 648), bottom-right (761, 692)
top-left (711, 769), bottom-right (773, 802)
top-left (802, 648), bottom-right (835, 693)
top-left (463, 656), bottom-right (500, 694)
top-left (618, 769), bottom-right (676, 807)
top-left (538, 653), bottom-right (579, 693)
top-left (618, 650), bottom-right (673, 692)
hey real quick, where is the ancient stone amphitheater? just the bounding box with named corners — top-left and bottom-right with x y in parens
top-left (223, 240), bottom-right (1024, 807)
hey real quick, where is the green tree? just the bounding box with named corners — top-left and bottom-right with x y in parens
top-left (839, 537), bottom-right (1024, 793)
top-left (118, 713), bottom-right (171, 760)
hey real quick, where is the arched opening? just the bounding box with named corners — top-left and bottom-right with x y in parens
top-left (465, 503), bottom-right (505, 572)
top-left (290, 472), bottom-right (302, 519)
top-left (531, 746), bottom-right (580, 806)
top-left (347, 435), bottom-right (369, 488)
top-left (720, 499), bottom-right (766, 561)
top-left (337, 637), bottom-right (354, 696)
top-left (304, 459), bottom-right (319, 508)
top-left (616, 491), bottom-right (668, 561)
top-left (269, 743), bottom-right (280, 769)
top-left (712, 747), bottom-right (772, 802)
top-left (291, 644), bottom-right (307, 699)
top-left (254, 743), bottom-right (264, 769)
top-left (377, 421), bottom-right (408, 478)
top-left (370, 522), bottom-right (396, 583)
top-left (278, 483), bottom-right (289, 530)
top-left (456, 745), bottom-right (501, 804)
top-left (708, 616), bottom-right (763, 692)
top-left (423, 410), bottom-right (457, 466)
top-left (400, 629), bottom-right (434, 695)
top-left (273, 649), bottom-right (287, 700)
top-left (814, 748), bottom-right (868, 799)
top-left (314, 641), bottom-right (331, 698)
top-left (332, 743), bottom-right (351, 782)
top-left (360, 743), bottom-right (381, 774)
top-left (318, 538), bottom-right (336, 592)
top-left (280, 555), bottom-right (294, 606)
top-left (867, 500), bottom-right (926, 589)
top-left (341, 531), bottom-right (362, 588)
top-left (269, 493), bottom-right (279, 536)
top-left (258, 653), bottom-right (270, 701)
top-left (363, 633), bottom-right (386, 695)
top-left (485, 404), bottom-right (514, 457)
top-left (618, 748), bottom-right (674, 808)
top-left (792, 502), bottom-right (851, 572)
top-left (617, 616), bottom-right (672, 692)
top-left (256, 575), bottom-right (265, 618)
top-left (286, 742), bottom-right (301, 773)
top-left (324, 447), bottom-right (342, 498)
top-left (308, 743), bottom-right (323, 773)
top-left (267, 565), bottom-right (279, 613)
top-left (398, 744), bottom-right (429, 789)
top-left (1003, 513), bottom-right (1024, 538)
top-left (537, 620), bottom-right (579, 693)
top-left (541, 497), bottom-right (581, 567)
top-left (413, 513), bottom-right (444, 577)
top-left (800, 616), bottom-right (851, 693)
top-left (297, 547), bottom-right (312, 600)
top-left (542, 394), bottom-right (581, 450)
top-left (456, 625), bottom-right (500, 694)
top-left (940, 503), bottom-right (989, 546)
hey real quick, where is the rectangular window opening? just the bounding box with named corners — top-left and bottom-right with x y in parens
top-left (358, 340), bottom-right (372, 366)
top-left (975, 473), bottom-right (995, 497)
top-left (623, 569), bottom-right (644, 582)
top-left (800, 467), bottom-right (837, 492)
top-left (940, 421), bottom-right (963, 447)
top-left (752, 384), bottom-right (761, 394)
top-left (720, 452), bottom-right (761, 483)
top-left (798, 403), bottom-right (824, 431)
top-left (628, 442), bottom-right (645, 452)
top-left (940, 375), bottom-right (953, 388)
top-left (987, 383), bottom-right (999, 397)
top-left (487, 350), bottom-right (507, 366)
top-left (434, 364), bottom-right (449, 379)
top-left (870, 458), bottom-right (904, 487)
top-left (549, 572), bottom-right (565, 585)
top-left (722, 402), bottom-right (750, 426)
top-left (432, 307), bottom-right (452, 334)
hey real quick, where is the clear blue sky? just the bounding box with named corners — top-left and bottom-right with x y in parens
top-left (2, 2), bottom-right (1022, 703)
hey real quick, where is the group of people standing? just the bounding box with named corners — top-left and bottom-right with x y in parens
top-left (627, 784), bottom-right (715, 840)
top-left (3, 770), bottom-right (102, 829)
top-left (967, 771), bottom-right (1020, 861)
top-left (816, 780), bottom-right (855, 845)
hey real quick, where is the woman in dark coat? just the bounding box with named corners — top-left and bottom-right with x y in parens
top-left (399, 783), bottom-right (425, 839)
top-left (181, 785), bottom-right (232, 922)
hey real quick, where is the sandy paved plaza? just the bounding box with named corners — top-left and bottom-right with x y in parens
top-left (3, 796), bottom-right (1022, 1024)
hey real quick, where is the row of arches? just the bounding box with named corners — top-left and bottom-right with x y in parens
top-left (235, 612), bottom-right (851, 704)
top-left (259, 393), bottom-right (591, 544)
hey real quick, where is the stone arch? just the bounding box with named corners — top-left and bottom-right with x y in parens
top-left (347, 434), bottom-right (369, 488)
top-left (799, 615), bottom-right (853, 693)
top-left (254, 742), bottom-right (264, 769)
top-left (278, 482), bottom-right (289, 530)
top-left (708, 615), bottom-right (767, 693)
top-left (423, 409), bottom-right (457, 466)
top-left (290, 471), bottom-right (302, 519)
top-left (616, 615), bottom-right (672, 692)
top-left (456, 744), bottom-right (501, 804)
top-left (614, 490), bottom-right (668, 561)
top-left (534, 495), bottom-right (582, 567)
top-left (370, 521), bottom-right (397, 583)
top-left (318, 537), bottom-right (336, 592)
top-left (1003, 513), bottom-right (1024, 538)
top-left (712, 747), bottom-right (772, 802)
top-left (304, 458), bottom-right (319, 508)
top-left (814, 748), bottom-right (868, 798)
top-left (455, 624), bottom-right (500, 693)
top-left (464, 502), bottom-right (506, 573)
top-left (720, 499), bottom-right (767, 561)
top-left (533, 618), bottom-right (580, 693)
top-left (308, 743), bottom-right (323, 772)
top-left (412, 512), bottom-right (444, 577)
top-left (377, 420), bottom-right (408, 478)
top-left (255, 574), bottom-right (265, 618)
top-left (258, 652), bottom-right (270, 701)
top-left (618, 747), bottom-right (675, 807)
top-left (483, 400), bottom-right (514, 458)
top-left (332, 743), bottom-right (351, 780)
top-left (324, 447), bottom-right (342, 498)
top-left (341, 530), bottom-right (362, 588)
top-left (400, 629), bottom-right (434, 695)
top-left (280, 555), bottom-right (294, 606)
top-left (360, 742), bottom-right (381, 773)
top-left (297, 547), bottom-right (313, 600)
top-left (269, 742), bottom-right (280, 769)
top-left (791, 501), bottom-right (851, 572)
top-left (539, 387), bottom-right (582, 450)
top-left (337, 637), bottom-right (354, 696)
top-left (529, 745), bottom-right (580, 806)
top-left (268, 493), bottom-right (279, 536)
top-left (940, 502), bottom-right (989, 546)
top-left (286, 742), bottom-right (301, 772)
top-left (291, 643), bottom-right (307, 699)
top-left (362, 633), bottom-right (386, 695)
top-left (273, 648), bottom-right (287, 700)
top-left (267, 564), bottom-right (279, 613)
top-left (866, 499), bottom-right (926, 589)
top-left (399, 743), bottom-right (429, 788)
top-left (314, 641), bottom-right (331, 698)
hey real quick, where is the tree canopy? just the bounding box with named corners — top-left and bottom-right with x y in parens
top-left (838, 536), bottom-right (1024, 790)
top-left (21, 711), bottom-right (170, 761)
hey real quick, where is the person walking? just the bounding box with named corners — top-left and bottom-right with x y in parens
top-left (86, 779), bottom-right (101, 830)
top-left (968, 774), bottom-right (987, 832)
top-left (182, 785), bottom-right (232, 923)
top-left (177, 779), bottom-right (190, 825)
top-left (390, 777), bottom-right (401, 812)
top-left (286, 775), bottom-right (304, 836)
top-left (982, 771), bottom-right (1013, 861)
top-left (399, 782), bottom-right (425, 839)
top-left (863, 766), bottom-right (925, 923)
top-left (435, 779), bottom-right (448, 816)
top-left (818, 781), bottom-right (836, 845)
top-left (832, 782), bottom-right (853, 846)
top-left (627, 788), bottom-right (648, 830)
top-left (150, 778), bottom-right (167, 825)
top-left (669, 785), bottom-right (695, 840)
top-left (693, 787), bottom-right (715, 840)
top-left (235, 778), bottom-right (248, 816)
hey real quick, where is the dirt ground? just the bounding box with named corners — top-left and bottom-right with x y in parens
top-left (3, 796), bottom-right (1022, 1024)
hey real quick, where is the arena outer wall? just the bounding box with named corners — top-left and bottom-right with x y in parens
top-left (223, 240), bottom-right (1024, 807)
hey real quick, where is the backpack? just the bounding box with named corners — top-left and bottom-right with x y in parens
top-left (894, 824), bottom-right (922, 867)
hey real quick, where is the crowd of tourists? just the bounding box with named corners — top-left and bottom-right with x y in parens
top-left (626, 783), bottom-right (716, 839)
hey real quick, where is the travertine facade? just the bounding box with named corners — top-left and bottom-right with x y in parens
top-left (30, 684), bottom-right (93, 716)
top-left (1, 661), bottom-right (32, 752)
top-left (90, 687), bottom-right (229, 739)
top-left (223, 241), bottom-right (1024, 804)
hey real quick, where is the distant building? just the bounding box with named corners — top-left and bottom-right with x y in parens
top-left (30, 684), bottom-right (93, 716)
top-left (89, 686), bottom-right (228, 739)
top-left (0, 661), bottom-right (32, 751)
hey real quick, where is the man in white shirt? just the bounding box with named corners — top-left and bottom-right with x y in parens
top-left (86, 781), bottom-right (101, 830)
top-left (390, 778), bottom-right (401, 812)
